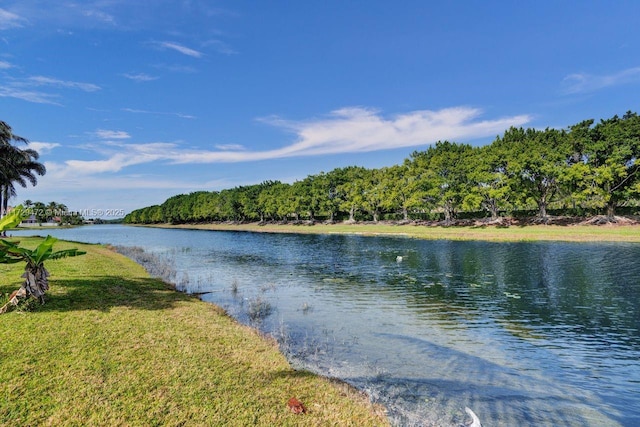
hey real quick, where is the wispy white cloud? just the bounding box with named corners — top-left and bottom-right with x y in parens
top-left (93, 129), bottom-right (131, 140)
top-left (0, 60), bottom-right (13, 69)
top-left (0, 8), bottom-right (24, 30)
top-left (52, 106), bottom-right (531, 177)
top-left (53, 142), bottom-right (177, 175)
top-left (203, 39), bottom-right (237, 55)
top-left (562, 67), bottom-right (640, 94)
top-left (175, 106), bottom-right (531, 162)
top-left (82, 9), bottom-right (115, 25)
top-left (0, 86), bottom-right (61, 105)
top-left (215, 144), bottom-right (246, 151)
top-left (0, 73), bottom-right (101, 104)
top-left (1, 2), bottom-right (123, 31)
top-left (28, 75), bottom-right (101, 92)
top-left (65, 154), bottom-right (149, 174)
top-left (29, 141), bottom-right (60, 154)
top-left (153, 63), bottom-right (197, 74)
top-left (122, 107), bottom-right (196, 119)
top-left (155, 41), bottom-right (203, 58)
top-left (122, 72), bottom-right (158, 82)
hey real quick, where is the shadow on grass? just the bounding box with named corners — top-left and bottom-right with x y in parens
top-left (268, 368), bottom-right (318, 382)
top-left (2, 276), bottom-right (194, 313)
top-left (268, 368), bottom-right (368, 395)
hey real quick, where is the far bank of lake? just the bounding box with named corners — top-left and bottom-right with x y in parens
top-left (145, 220), bottom-right (640, 243)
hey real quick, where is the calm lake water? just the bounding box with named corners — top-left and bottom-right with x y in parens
top-left (13, 225), bottom-right (640, 426)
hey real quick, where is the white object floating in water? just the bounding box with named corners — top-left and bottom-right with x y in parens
top-left (465, 407), bottom-right (482, 427)
top-left (504, 291), bottom-right (522, 299)
top-left (396, 256), bottom-right (403, 263)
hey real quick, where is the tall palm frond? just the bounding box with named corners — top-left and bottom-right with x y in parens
top-left (0, 121), bottom-right (46, 216)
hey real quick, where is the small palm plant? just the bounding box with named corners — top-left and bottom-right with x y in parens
top-left (0, 206), bottom-right (85, 313)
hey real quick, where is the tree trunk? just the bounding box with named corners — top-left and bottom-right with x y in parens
top-left (402, 207), bottom-right (408, 221)
top-left (443, 210), bottom-right (452, 224)
top-left (22, 265), bottom-right (50, 303)
top-left (537, 196), bottom-right (548, 220)
top-left (443, 200), bottom-right (455, 225)
top-left (1, 185), bottom-right (8, 218)
top-left (606, 202), bottom-right (616, 219)
top-left (348, 206), bottom-right (355, 222)
top-left (487, 199), bottom-right (499, 220)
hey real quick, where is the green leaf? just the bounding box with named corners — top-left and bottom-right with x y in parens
top-left (33, 235), bottom-right (58, 265)
top-left (0, 238), bottom-right (20, 248)
top-left (0, 238), bottom-right (31, 257)
top-left (0, 249), bottom-right (23, 263)
top-left (0, 205), bottom-right (28, 232)
top-left (47, 249), bottom-right (87, 260)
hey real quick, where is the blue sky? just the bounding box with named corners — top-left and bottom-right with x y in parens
top-left (1, 1), bottom-right (639, 217)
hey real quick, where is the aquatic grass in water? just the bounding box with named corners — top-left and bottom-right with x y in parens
top-left (114, 245), bottom-right (177, 283)
top-left (247, 296), bottom-right (273, 322)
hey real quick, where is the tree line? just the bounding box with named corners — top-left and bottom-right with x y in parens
top-left (20, 200), bottom-right (85, 225)
top-left (124, 112), bottom-right (640, 225)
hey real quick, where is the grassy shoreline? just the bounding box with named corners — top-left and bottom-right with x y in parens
top-left (143, 221), bottom-right (640, 243)
top-left (0, 238), bottom-right (388, 426)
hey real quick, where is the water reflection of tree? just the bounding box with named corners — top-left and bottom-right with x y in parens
top-left (305, 237), bottom-right (639, 347)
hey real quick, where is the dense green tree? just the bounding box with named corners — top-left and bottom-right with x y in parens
top-left (241, 182), bottom-right (270, 222)
top-left (285, 181), bottom-right (309, 221)
top-left (385, 163), bottom-right (428, 221)
top-left (31, 201), bottom-right (47, 223)
top-left (162, 194), bottom-right (191, 223)
top-left (217, 189), bottom-right (241, 221)
top-left (568, 112), bottom-right (640, 218)
top-left (409, 141), bottom-right (474, 223)
top-left (494, 127), bottom-right (570, 219)
top-left (236, 185), bottom-right (262, 222)
top-left (322, 168), bottom-right (352, 222)
top-left (188, 191), bottom-right (214, 222)
top-left (359, 168), bottom-right (385, 222)
top-left (257, 181), bottom-right (289, 221)
top-left (299, 175), bottom-right (328, 221)
top-left (336, 166), bottom-right (369, 222)
top-left (464, 144), bottom-right (512, 219)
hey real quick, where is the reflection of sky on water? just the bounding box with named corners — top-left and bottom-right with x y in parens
top-left (13, 225), bottom-right (640, 426)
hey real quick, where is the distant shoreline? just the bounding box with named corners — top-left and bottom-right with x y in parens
top-left (138, 218), bottom-right (640, 243)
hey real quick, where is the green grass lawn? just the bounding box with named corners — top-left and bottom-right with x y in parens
top-left (153, 221), bottom-right (640, 243)
top-left (0, 238), bottom-right (388, 426)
